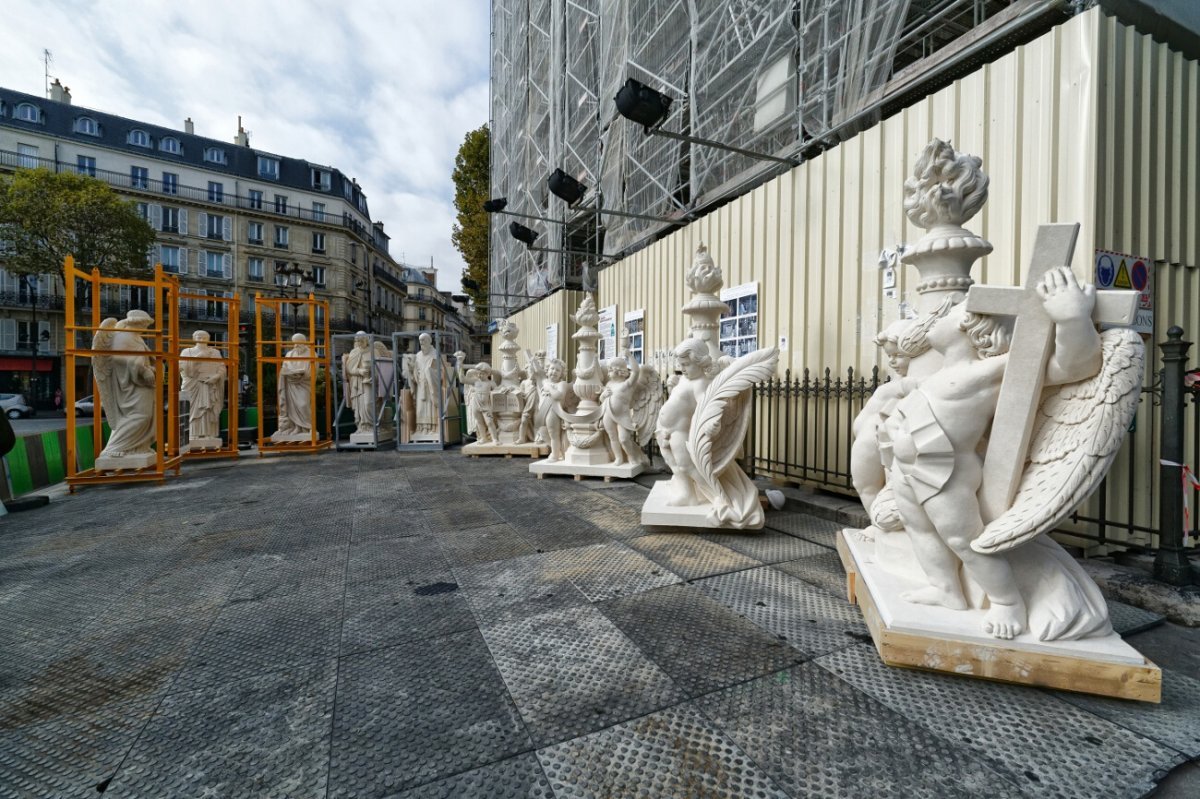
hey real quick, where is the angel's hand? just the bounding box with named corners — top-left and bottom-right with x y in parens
top-left (1037, 266), bottom-right (1095, 323)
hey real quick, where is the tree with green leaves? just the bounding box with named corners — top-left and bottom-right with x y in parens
top-left (450, 125), bottom-right (490, 319)
top-left (0, 168), bottom-right (157, 279)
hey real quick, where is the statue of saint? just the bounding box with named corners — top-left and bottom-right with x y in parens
top-left (180, 330), bottom-right (226, 447)
top-left (412, 333), bottom-right (443, 440)
top-left (272, 333), bottom-right (314, 442)
top-left (343, 332), bottom-right (375, 435)
top-left (93, 310), bottom-right (158, 469)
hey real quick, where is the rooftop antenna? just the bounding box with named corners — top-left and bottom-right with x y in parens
top-left (43, 49), bottom-right (53, 97)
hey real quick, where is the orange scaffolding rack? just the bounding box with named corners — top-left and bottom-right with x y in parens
top-left (255, 293), bottom-right (332, 455)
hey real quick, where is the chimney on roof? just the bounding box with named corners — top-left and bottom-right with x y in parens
top-left (235, 115), bottom-right (249, 146)
top-left (49, 79), bottom-right (71, 105)
top-left (184, 117), bottom-right (194, 134)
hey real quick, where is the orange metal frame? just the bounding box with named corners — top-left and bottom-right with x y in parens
top-left (177, 286), bottom-right (241, 460)
top-left (255, 293), bottom-right (332, 455)
top-left (63, 256), bottom-right (183, 490)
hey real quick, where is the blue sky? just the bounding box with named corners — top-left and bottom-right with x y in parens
top-left (0, 0), bottom-right (491, 292)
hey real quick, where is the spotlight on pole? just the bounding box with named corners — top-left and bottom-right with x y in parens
top-left (482, 197), bottom-right (508, 213)
top-left (614, 77), bottom-right (673, 132)
top-left (547, 168), bottom-right (587, 206)
top-left (508, 221), bottom-right (539, 247)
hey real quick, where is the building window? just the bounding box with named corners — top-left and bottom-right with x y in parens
top-left (208, 181), bottom-right (223, 203)
top-left (161, 245), bottom-right (184, 274)
top-left (17, 143), bottom-right (39, 168)
top-left (719, 282), bottom-right (759, 358)
top-left (74, 117), bottom-right (99, 136)
top-left (205, 251), bottom-right (224, 278)
top-left (207, 214), bottom-right (225, 240)
top-left (312, 202), bottom-right (325, 222)
top-left (310, 168), bottom-right (331, 191)
top-left (162, 207), bottom-right (179, 233)
top-left (248, 257), bottom-right (264, 281)
top-left (257, 156), bottom-right (279, 179)
top-left (76, 155), bottom-right (96, 176)
top-left (204, 147), bottom-right (226, 164)
top-left (312, 232), bottom-right (325, 253)
top-left (248, 221), bottom-right (263, 245)
top-left (419, 307), bottom-right (427, 321)
top-left (15, 103), bottom-right (39, 122)
top-left (128, 129), bottom-right (150, 147)
top-left (131, 166), bottom-right (149, 189)
top-left (162, 172), bottom-right (178, 195)
top-left (312, 266), bottom-right (326, 287)
top-left (248, 189), bottom-right (263, 210)
top-left (274, 226), bottom-right (289, 248)
top-left (160, 136), bottom-right (180, 154)
top-left (135, 202), bottom-right (149, 221)
top-left (349, 243), bottom-right (357, 265)
top-left (274, 194), bottom-right (288, 214)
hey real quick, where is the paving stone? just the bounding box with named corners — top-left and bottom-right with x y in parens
top-left (544, 542), bottom-right (681, 601)
top-left (454, 553), bottom-right (589, 626)
top-left (697, 662), bottom-right (1025, 799)
top-left (819, 643), bottom-right (1180, 798)
top-left (330, 630), bottom-right (531, 798)
top-left (386, 753), bottom-right (553, 799)
top-left (435, 522), bottom-right (539, 567)
top-left (700, 528), bottom-right (831, 565)
top-left (625, 533), bottom-right (762, 580)
top-left (537, 703), bottom-right (789, 799)
top-left (694, 566), bottom-right (866, 658)
top-left (598, 584), bottom-right (805, 698)
top-left (772, 551), bottom-right (849, 597)
top-left (762, 512), bottom-right (842, 548)
top-left (481, 605), bottom-right (684, 747)
top-left (107, 659), bottom-right (336, 798)
top-left (342, 572), bottom-right (477, 654)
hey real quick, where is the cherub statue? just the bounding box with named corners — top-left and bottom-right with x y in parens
top-left (539, 357), bottom-right (575, 461)
top-left (600, 350), bottom-right (662, 468)
top-left (466, 362), bottom-right (498, 443)
top-left (517, 349), bottom-right (545, 444)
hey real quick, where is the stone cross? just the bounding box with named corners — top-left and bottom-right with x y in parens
top-left (965, 223), bottom-right (1138, 522)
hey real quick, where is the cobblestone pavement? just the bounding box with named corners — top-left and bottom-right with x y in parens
top-left (1, 451), bottom-right (1197, 798)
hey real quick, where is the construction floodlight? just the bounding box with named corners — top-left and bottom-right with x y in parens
top-left (509, 221), bottom-right (539, 247)
top-left (547, 168), bottom-right (587, 205)
top-left (615, 78), bottom-right (673, 132)
top-left (482, 197), bottom-right (508, 213)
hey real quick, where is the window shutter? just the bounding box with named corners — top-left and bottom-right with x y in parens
top-left (223, 217), bottom-right (232, 241)
top-left (0, 319), bottom-right (16, 350)
top-left (179, 209), bottom-right (188, 236)
top-left (198, 212), bottom-right (208, 238)
top-left (223, 253), bottom-right (232, 279)
top-left (182, 248), bottom-right (192, 275)
top-left (150, 204), bottom-right (161, 230)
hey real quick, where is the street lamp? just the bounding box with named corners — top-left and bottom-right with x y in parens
top-left (274, 261), bottom-right (315, 336)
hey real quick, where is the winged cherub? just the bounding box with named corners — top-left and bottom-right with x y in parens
top-left (600, 350), bottom-right (663, 468)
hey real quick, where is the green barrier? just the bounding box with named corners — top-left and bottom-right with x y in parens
top-left (40, 431), bottom-right (65, 485)
top-left (6, 437), bottom-right (33, 496)
top-left (75, 424), bottom-right (97, 472)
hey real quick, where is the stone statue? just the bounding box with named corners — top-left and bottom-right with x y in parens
top-left (93, 310), bottom-right (158, 470)
top-left (412, 333), bottom-right (444, 442)
top-left (272, 332), bottom-right (315, 443)
top-left (641, 246), bottom-right (779, 527)
top-left (461, 320), bottom-right (549, 457)
top-left (180, 330), bottom-right (227, 450)
top-left (465, 362), bottom-right (498, 443)
top-left (600, 347), bottom-right (663, 469)
top-left (538, 357), bottom-right (574, 462)
top-left (342, 333), bottom-right (395, 445)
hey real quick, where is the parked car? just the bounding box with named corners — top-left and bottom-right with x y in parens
top-left (1, 393), bottom-right (35, 419)
top-left (74, 395), bottom-right (95, 414)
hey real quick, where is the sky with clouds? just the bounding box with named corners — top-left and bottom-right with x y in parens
top-left (0, 0), bottom-right (491, 293)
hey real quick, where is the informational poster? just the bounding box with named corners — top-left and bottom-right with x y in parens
top-left (545, 323), bottom-right (559, 360)
top-left (623, 308), bottom-right (645, 364)
top-left (598, 304), bottom-right (618, 361)
top-left (719, 282), bottom-right (758, 357)
top-left (1095, 249), bottom-right (1153, 334)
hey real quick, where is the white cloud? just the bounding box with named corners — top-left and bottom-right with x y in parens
top-left (0, 0), bottom-right (490, 292)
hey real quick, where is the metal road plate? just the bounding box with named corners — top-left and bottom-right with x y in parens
top-left (1055, 668), bottom-right (1200, 759)
top-left (480, 605), bottom-right (683, 747)
top-left (1107, 599), bottom-right (1165, 636)
top-left (597, 583), bottom-right (805, 698)
top-left (346, 538), bottom-right (448, 585)
top-left (694, 566), bottom-right (867, 658)
top-left (763, 512), bottom-right (842, 548)
top-left (486, 499), bottom-right (611, 552)
top-left (95, 557), bottom-right (251, 626)
top-left (817, 644), bottom-right (1182, 798)
top-left (453, 552), bottom-right (590, 627)
top-left (772, 551), bottom-right (850, 596)
top-left (625, 532), bottom-right (763, 580)
top-left (341, 572), bottom-right (478, 655)
top-left (537, 703), bottom-right (789, 799)
top-left (585, 483), bottom-right (650, 508)
top-left (387, 753), bottom-right (554, 799)
top-left (329, 630), bottom-right (530, 798)
top-left (103, 659), bottom-right (336, 798)
top-left (425, 501), bottom-right (504, 532)
top-left (231, 546), bottom-right (348, 603)
top-left (434, 522), bottom-right (540, 567)
top-left (697, 662), bottom-right (1026, 799)
top-left (351, 511), bottom-right (432, 543)
top-left (700, 528), bottom-right (831, 565)
top-left (543, 542), bottom-right (681, 601)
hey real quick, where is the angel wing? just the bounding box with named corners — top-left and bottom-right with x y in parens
top-left (973, 328), bottom-right (1145, 554)
top-left (687, 347), bottom-right (779, 500)
top-left (631, 365), bottom-right (664, 443)
top-left (91, 318), bottom-right (119, 384)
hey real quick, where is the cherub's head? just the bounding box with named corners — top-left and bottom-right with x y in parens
top-left (545, 358), bottom-right (566, 382)
top-left (958, 309), bottom-right (1011, 358)
top-left (674, 338), bottom-right (713, 379)
top-left (607, 358), bottom-right (631, 381)
top-left (874, 320), bottom-right (912, 376)
top-left (473, 362), bottom-right (493, 380)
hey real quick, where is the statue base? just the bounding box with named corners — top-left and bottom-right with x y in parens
top-left (270, 432), bottom-right (315, 444)
top-left (640, 481), bottom-right (765, 530)
top-left (836, 530), bottom-right (1161, 703)
top-left (462, 441), bottom-right (548, 458)
top-left (94, 451), bottom-right (157, 472)
top-left (529, 459), bottom-right (644, 481)
top-left (183, 437), bottom-right (223, 453)
top-left (346, 431), bottom-right (394, 447)
top-left (410, 431), bottom-right (441, 443)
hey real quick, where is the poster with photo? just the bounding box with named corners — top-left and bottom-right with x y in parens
top-left (623, 308), bottom-right (645, 364)
top-left (546, 323), bottom-right (558, 360)
top-left (598, 304), bottom-right (619, 361)
top-left (719, 282), bottom-right (758, 358)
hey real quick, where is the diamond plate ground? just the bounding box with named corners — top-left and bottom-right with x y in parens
top-left (231, 545), bottom-right (348, 603)
top-left (433, 521), bottom-right (539, 567)
top-left (486, 498), bottom-right (611, 552)
top-left (453, 552), bottom-right (589, 626)
top-left (386, 753), bottom-right (554, 799)
top-left (543, 542), bottom-right (682, 601)
top-left (481, 605), bottom-right (683, 747)
top-left (106, 659), bottom-right (336, 798)
top-left (625, 533), bottom-right (762, 580)
top-left (694, 566), bottom-right (866, 658)
top-left (697, 662), bottom-right (1025, 799)
top-left (345, 538), bottom-right (447, 585)
top-left (699, 528), bottom-right (830, 566)
top-left (537, 703), bottom-right (789, 799)
top-left (817, 643), bottom-right (1181, 798)
top-left (762, 512), bottom-right (842, 548)
top-left (1108, 599), bottom-right (1165, 636)
top-left (341, 571), bottom-right (478, 655)
top-left (598, 583), bottom-right (804, 698)
top-left (330, 630), bottom-right (530, 798)
top-left (772, 551), bottom-right (849, 597)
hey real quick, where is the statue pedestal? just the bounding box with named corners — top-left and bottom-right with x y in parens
top-left (95, 452), bottom-right (157, 472)
top-left (462, 441), bottom-right (548, 458)
top-left (529, 458), bottom-right (644, 481)
top-left (183, 437), bottom-right (223, 453)
top-left (640, 481), bottom-right (765, 530)
top-left (836, 530), bottom-right (1161, 702)
top-left (348, 431), bottom-right (394, 447)
top-left (269, 432), bottom-right (314, 445)
top-left (410, 432), bottom-right (440, 443)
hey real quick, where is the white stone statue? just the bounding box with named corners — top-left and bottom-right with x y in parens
top-left (461, 320), bottom-right (549, 456)
top-left (180, 330), bottom-right (227, 450)
top-left (93, 310), bottom-right (158, 470)
top-left (272, 332), bottom-right (315, 443)
top-left (539, 357), bottom-right (575, 461)
top-left (412, 333), bottom-right (444, 442)
top-left (600, 347), bottom-right (663, 469)
top-left (641, 246), bottom-right (779, 528)
top-left (342, 333), bottom-right (395, 445)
